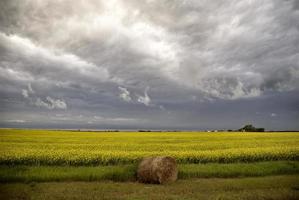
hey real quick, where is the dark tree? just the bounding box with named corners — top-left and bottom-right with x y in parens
top-left (238, 124), bottom-right (265, 132)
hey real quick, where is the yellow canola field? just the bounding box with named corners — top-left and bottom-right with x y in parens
top-left (0, 129), bottom-right (298, 165)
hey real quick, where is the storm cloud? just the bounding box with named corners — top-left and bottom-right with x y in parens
top-left (0, 0), bottom-right (299, 130)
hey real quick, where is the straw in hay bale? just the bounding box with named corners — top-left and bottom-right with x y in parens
top-left (137, 156), bottom-right (178, 184)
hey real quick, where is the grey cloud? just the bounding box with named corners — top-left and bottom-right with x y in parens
top-left (294, 0), bottom-right (299, 10)
top-left (5, 119), bottom-right (26, 123)
top-left (27, 83), bottom-right (34, 94)
top-left (44, 97), bottom-right (67, 110)
top-left (21, 89), bottom-right (28, 98)
top-left (118, 86), bottom-right (132, 102)
top-left (34, 98), bottom-right (50, 109)
top-left (137, 87), bottom-right (151, 106)
top-left (31, 97), bottom-right (67, 110)
top-left (0, 0), bottom-right (299, 130)
top-left (118, 86), bottom-right (155, 107)
top-left (21, 83), bottom-right (34, 98)
top-left (0, 33), bottom-right (111, 89)
top-left (127, 0), bottom-right (299, 99)
top-left (2, 0), bottom-right (298, 100)
top-left (21, 84), bottom-right (67, 110)
top-left (90, 115), bottom-right (142, 124)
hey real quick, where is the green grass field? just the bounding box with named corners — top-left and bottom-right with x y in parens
top-left (0, 161), bottom-right (299, 182)
top-left (1, 175), bottom-right (298, 200)
top-left (0, 129), bottom-right (299, 199)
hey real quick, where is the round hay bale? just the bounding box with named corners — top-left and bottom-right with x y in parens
top-left (137, 156), bottom-right (178, 184)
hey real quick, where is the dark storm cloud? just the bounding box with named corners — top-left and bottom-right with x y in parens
top-left (0, 0), bottom-right (299, 130)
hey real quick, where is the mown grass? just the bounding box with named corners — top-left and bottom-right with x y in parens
top-left (1, 161), bottom-right (299, 183)
top-left (1, 175), bottom-right (298, 200)
top-left (1, 129), bottom-right (299, 165)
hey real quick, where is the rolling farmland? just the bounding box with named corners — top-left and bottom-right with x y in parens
top-left (1, 129), bottom-right (299, 200)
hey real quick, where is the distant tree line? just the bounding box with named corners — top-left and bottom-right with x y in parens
top-left (238, 124), bottom-right (265, 132)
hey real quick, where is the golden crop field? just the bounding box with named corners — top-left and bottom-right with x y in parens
top-left (0, 129), bottom-right (298, 166)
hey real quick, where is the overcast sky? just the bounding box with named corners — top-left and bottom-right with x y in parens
top-left (0, 0), bottom-right (299, 130)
